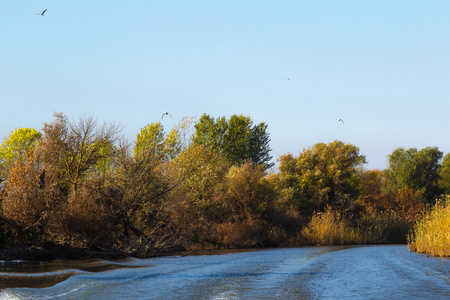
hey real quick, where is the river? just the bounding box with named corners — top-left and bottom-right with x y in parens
top-left (0, 245), bottom-right (449, 299)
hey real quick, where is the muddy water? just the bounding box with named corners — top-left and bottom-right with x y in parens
top-left (1, 245), bottom-right (449, 299)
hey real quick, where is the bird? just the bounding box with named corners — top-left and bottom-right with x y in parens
top-left (336, 118), bottom-right (345, 126)
top-left (283, 77), bottom-right (290, 81)
top-left (37, 9), bottom-right (47, 16)
top-left (161, 112), bottom-right (172, 120)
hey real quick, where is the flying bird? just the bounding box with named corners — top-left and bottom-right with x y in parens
top-left (161, 112), bottom-right (172, 119)
top-left (38, 9), bottom-right (47, 16)
top-left (283, 77), bottom-right (290, 81)
top-left (336, 118), bottom-right (345, 126)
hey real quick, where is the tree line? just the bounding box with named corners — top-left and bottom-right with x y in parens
top-left (0, 113), bottom-right (449, 257)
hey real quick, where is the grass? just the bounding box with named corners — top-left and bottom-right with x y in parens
top-left (300, 210), bottom-right (361, 245)
top-left (409, 195), bottom-right (450, 257)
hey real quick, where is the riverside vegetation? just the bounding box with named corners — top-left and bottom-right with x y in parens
top-left (0, 113), bottom-right (449, 259)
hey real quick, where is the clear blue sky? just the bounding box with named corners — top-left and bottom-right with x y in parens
top-left (1, 0), bottom-right (450, 170)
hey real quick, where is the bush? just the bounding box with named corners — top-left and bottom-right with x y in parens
top-left (356, 211), bottom-right (411, 244)
top-left (217, 220), bottom-right (263, 248)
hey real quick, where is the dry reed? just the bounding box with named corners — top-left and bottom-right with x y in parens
top-left (409, 195), bottom-right (450, 257)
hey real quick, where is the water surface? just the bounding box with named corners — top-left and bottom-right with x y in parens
top-left (1, 245), bottom-right (449, 299)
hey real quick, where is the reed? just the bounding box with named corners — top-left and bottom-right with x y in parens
top-left (409, 195), bottom-right (450, 257)
top-left (300, 210), bottom-right (361, 245)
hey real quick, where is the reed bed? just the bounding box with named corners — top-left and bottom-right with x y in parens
top-left (409, 195), bottom-right (450, 257)
top-left (300, 210), bottom-right (361, 245)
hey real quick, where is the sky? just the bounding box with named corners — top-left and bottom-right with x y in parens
top-left (1, 1), bottom-right (450, 170)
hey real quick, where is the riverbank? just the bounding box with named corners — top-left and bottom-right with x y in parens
top-left (0, 245), bottom-right (127, 261)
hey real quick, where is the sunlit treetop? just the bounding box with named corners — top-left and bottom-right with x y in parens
top-left (0, 128), bottom-right (42, 179)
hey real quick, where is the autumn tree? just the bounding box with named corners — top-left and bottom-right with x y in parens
top-left (0, 128), bottom-right (42, 180)
top-left (192, 114), bottom-right (274, 169)
top-left (1, 150), bottom-right (48, 244)
top-left (24, 113), bottom-right (123, 248)
top-left (385, 147), bottom-right (443, 203)
top-left (439, 153), bottom-right (450, 194)
top-left (277, 141), bottom-right (366, 214)
top-left (167, 144), bottom-right (230, 246)
top-left (356, 169), bottom-right (386, 213)
top-left (217, 162), bottom-right (280, 247)
top-left (134, 122), bottom-right (180, 161)
top-left (36, 113), bottom-right (122, 192)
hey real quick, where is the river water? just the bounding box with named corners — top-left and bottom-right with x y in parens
top-left (0, 245), bottom-right (449, 299)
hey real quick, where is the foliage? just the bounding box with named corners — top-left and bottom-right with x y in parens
top-left (277, 141), bottom-right (366, 214)
top-left (3, 112), bottom-right (449, 257)
top-left (192, 114), bottom-right (274, 169)
top-left (1, 150), bottom-right (49, 244)
top-left (439, 153), bottom-right (450, 194)
top-left (355, 210), bottom-right (411, 244)
top-left (409, 196), bottom-right (450, 257)
top-left (167, 144), bottom-right (229, 246)
top-left (385, 147), bottom-right (443, 203)
top-left (36, 113), bottom-right (122, 193)
top-left (219, 162), bottom-right (278, 247)
top-left (171, 144), bottom-right (229, 203)
top-left (0, 128), bottom-right (42, 180)
top-left (356, 169), bottom-right (386, 212)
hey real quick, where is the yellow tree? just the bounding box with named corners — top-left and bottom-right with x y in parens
top-left (277, 141), bottom-right (366, 214)
top-left (0, 128), bottom-right (42, 180)
top-left (167, 144), bottom-right (229, 246)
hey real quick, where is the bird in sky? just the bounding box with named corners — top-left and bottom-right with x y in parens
top-left (38, 9), bottom-right (47, 16)
top-left (161, 112), bottom-right (172, 120)
top-left (336, 118), bottom-right (345, 126)
top-left (283, 77), bottom-right (290, 81)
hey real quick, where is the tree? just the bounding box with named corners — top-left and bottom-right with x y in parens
top-left (1, 149), bottom-right (49, 244)
top-left (36, 113), bottom-right (122, 192)
top-left (385, 147), bottom-right (443, 203)
top-left (439, 153), bottom-right (450, 194)
top-left (356, 169), bottom-right (386, 213)
top-left (192, 114), bottom-right (274, 169)
top-left (134, 122), bottom-right (181, 161)
top-left (167, 144), bottom-right (230, 245)
top-left (0, 128), bottom-right (42, 180)
top-left (277, 141), bottom-right (366, 213)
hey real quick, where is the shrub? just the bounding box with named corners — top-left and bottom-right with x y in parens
top-left (217, 220), bottom-right (263, 248)
top-left (356, 210), bottom-right (411, 244)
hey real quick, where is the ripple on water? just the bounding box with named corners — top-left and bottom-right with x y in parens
top-left (0, 258), bottom-right (153, 289)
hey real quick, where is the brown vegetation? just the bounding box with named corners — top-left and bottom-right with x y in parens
top-left (1, 113), bottom-right (449, 260)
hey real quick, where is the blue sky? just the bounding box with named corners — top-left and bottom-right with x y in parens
top-left (1, 1), bottom-right (450, 170)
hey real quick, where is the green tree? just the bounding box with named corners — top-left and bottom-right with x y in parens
top-left (0, 128), bottom-right (42, 180)
top-left (192, 114), bottom-right (274, 169)
top-left (277, 141), bottom-right (366, 214)
top-left (135, 122), bottom-right (181, 160)
top-left (439, 153), bottom-right (450, 195)
top-left (385, 147), bottom-right (443, 203)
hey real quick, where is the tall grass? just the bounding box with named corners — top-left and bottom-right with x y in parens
top-left (300, 210), bottom-right (361, 245)
top-left (409, 195), bottom-right (450, 257)
top-left (356, 210), bottom-right (412, 244)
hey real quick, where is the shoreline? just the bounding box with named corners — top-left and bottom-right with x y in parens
top-left (0, 245), bottom-right (128, 262)
top-left (0, 243), bottom-right (411, 262)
